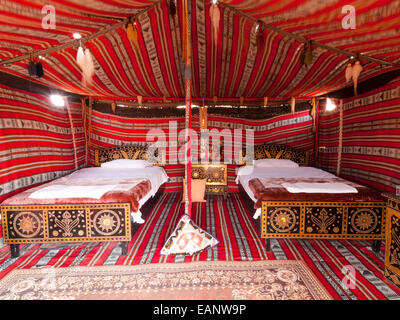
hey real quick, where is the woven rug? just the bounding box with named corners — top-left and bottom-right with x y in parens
top-left (0, 260), bottom-right (332, 300)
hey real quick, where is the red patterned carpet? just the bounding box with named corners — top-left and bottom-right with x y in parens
top-left (1, 192), bottom-right (399, 300)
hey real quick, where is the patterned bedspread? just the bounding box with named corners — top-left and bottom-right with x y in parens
top-left (249, 177), bottom-right (385, 209)
top-left (1, 177), bottom-right (151, 213)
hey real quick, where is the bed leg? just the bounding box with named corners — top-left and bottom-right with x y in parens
top-left (120, 242), bottom-right (129, 256)
top-left (10, 244), bottom-right (20, 258)
top-left (265, 239), bottom-right (271, 252)
top-left (372, 240), bottom-right (381, 253)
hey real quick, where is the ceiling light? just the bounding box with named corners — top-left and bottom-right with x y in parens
top-left (73, 33), bottom-right (82, 39)
top-left (325, 98), bottom-right (336, 111)
top-left (50, 94), bottom-right (65, 107)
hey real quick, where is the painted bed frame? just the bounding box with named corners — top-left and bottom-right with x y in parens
top-left (1, 144), bottom-right (165, 258)
top-left (238, 144), bottom-right (386, 253)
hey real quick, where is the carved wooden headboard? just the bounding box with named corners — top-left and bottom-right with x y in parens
top-left (240, 144), bottom-right (309, 166)
top-left (94, 144), bottom-right (166, 167)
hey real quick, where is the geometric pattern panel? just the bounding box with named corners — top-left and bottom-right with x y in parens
top-left (263, 205), bottom-right (301, 235)
top-left (347, 206), bottom-right (384, 236)
top-left (388, 214), bottom-right (400, 271)
top-left (304, 206), bottom-right (343, 235)
top-left (1, 203), bottom-right (131, 244)
top-left (95, 145), bottom-right (149, 166)
top-left (262, 201), bottom-right (385, 240)
top-left (253, 144), bottom-right (309, 166)
top-left (48, 209), bottom-right (87, 239)
top-left (95, 145), bottom-right (166, 167)
top-left (191, 164), bottom-right (227, 185)
top-left (90, 208), bottom-right (129, 238)
top-left (385, 196), bottom-right (400, 288)
top-left (3, 210), bottom-right (44, 241)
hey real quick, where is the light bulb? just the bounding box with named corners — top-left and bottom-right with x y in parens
top-left (50, 95), bottom-right (65, 107)
top-left (73, 33), bottom-right (82, 39)
top-left (326, 98), bottom-right (336, 111)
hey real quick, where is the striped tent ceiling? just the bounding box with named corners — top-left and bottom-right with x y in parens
top-left (0, 0), bottom-right (399, 100)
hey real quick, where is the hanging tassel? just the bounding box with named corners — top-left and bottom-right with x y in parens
top-left (345, 62), bottom-right (353, 82)
top-left (256, 22), bottom-right (264, 52)
top-left (126, 20), bottom-right (139, 49)
top-left (35, 59), bottom-right (44, 78)
top-left (28, 52), bottom-right (37, 77)
top-left (76, 45), bottom-right (86, 84)
top-left (310, 97), bottom-right (316, 133)
top-left (111, 101), bottom-right (116, 113)
top-left (240, 96), bottom-right (244, 106)
top-left (28, 60), bottom-right (37, 77)
top-left (304, 42), bottom-right (313, 66)
top-left (299, 49), bottom-right (305, 66)
top-left (76, 46), bottom-right (85, 69)
top-left (137, 95), bottom-right (143, 105)
top-left (213, 96), bottom-right (218, 104)
top-left (77, 46), bottom-right (94, 85)
top-left (352, 60), bottom-right (363, 96)
top-left (209, 3), bottom-right (220, 46)
top-left (82, 48), bottom-right (95, 85)
top-left (169, 0), bottom-right (176, 17)
top-left (264, 97), bottom-right (268, 107)
top-left (290, 97), bottom-right (296, 113)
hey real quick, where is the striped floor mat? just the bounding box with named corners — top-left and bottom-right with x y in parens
top-left (1, 192), bottom-right (399, 300)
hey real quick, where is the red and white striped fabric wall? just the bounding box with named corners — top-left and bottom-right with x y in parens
top-left (89, 109), bottom-right (315, 191)
top-left (318, 77), bottom-right (400, 194)
top-left (0, 84), bottom-right (85, 203)
top-left (317, 106), bottom-right (340, 173)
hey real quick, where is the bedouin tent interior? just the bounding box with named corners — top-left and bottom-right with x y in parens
top-left (0, 0), bottom-right (399, 301)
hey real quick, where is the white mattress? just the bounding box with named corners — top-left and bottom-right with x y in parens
top-left (66, 166), bottom-right (169, 198)
top-left (237, 166), bottom-right (336, 201)
top-left (42, 166), bottom-right (168, 224)
top-left (68, 166), bottom-right (169, 223)
top-left (236, 166), bottom-right (338, 219)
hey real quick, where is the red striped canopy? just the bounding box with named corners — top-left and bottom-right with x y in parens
top-left (0, 0), bottom-right (399, 100)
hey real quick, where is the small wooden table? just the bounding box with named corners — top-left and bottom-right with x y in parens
top-left (191, 164), bottom-right (228, 199)
top-left (385, 194), bottom-right (400, 287)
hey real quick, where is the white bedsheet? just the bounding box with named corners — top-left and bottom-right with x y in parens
top-left (237, 166), bottom-right (336, 201)
top-left (281, 182), bottom-right (357, 193)
top-left (29, 180), bottom-right (146, 200)
top-left (30, 184), bottom-right (122, 200)
top-left (68, 166), bottom-right (169, 224)
top-left (65, 166), bottom-right (169, 198)
top-left (236, 166), bottom-right (341, 219)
